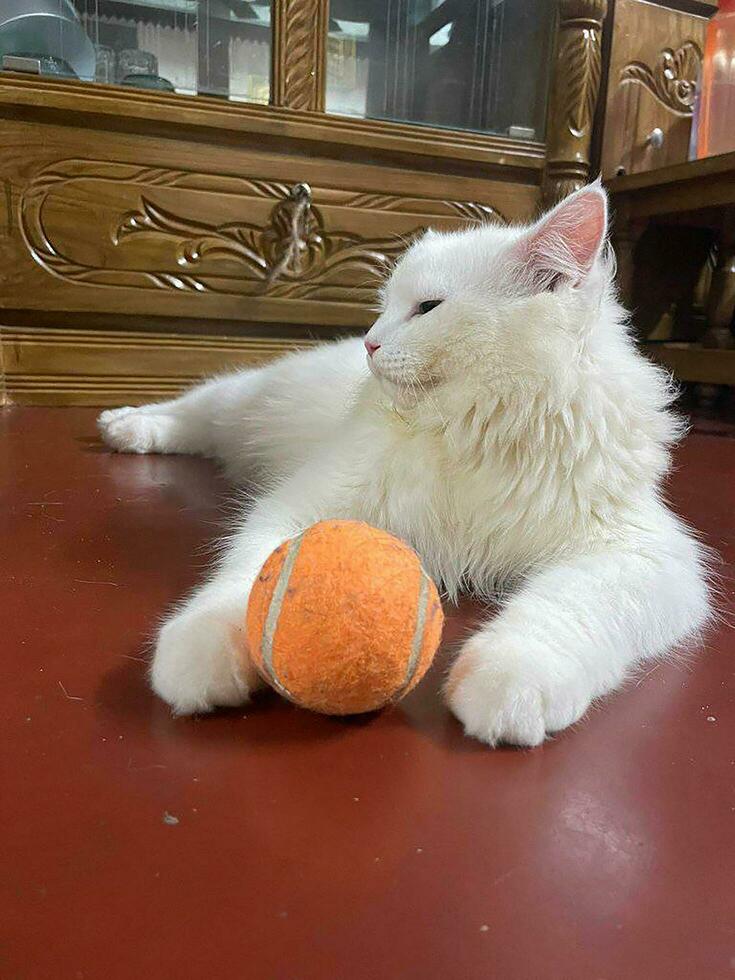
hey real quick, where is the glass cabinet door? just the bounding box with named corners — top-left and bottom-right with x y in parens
top-left (326, 0), bottom-right (555, 140)
top-left (1, 0), bottom-right (557, 139)
top-left (0, 0), bottom-right (271, 102)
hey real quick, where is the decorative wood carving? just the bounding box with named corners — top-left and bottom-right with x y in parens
top-left (600, 0), bottom-right (708, 178)
top-left (620, 42), bottom-right (701, 116)
top-left (271, 0), bottom-right (329, 111)
top-left (542, 0), bottom-right (608, 207)
top-left (19, 160), bottom-right (505, 305)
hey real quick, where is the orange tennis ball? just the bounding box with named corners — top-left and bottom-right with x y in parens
top-left (245, 520), bottom-right (444, 715)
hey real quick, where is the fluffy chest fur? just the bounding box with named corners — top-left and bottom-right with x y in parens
top-left (325, 370), bottom-right (665, 599)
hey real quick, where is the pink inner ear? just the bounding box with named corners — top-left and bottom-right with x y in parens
top-left (526, 189), bottom-right (607, 284)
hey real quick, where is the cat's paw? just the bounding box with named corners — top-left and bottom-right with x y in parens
top-left (445, 633), bottom-right (593, 747)
top-left (151, 599), bottom-right (258, 714)
top-left (98, 406), bottom-right (173, 454)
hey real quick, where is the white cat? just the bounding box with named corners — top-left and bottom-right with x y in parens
top-left (98, 184), bottom-right (710, 746)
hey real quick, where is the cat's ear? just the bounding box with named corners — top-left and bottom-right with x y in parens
top-left (518, 184), bottom-right (608, 290)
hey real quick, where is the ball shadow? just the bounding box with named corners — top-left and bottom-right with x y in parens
top-left (94, 583), bottom-right (508, 755)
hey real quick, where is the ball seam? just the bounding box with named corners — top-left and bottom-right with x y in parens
top-left (260, 529), bottom-right (307, 701)
top-left (394, 569), bottom-right (431, 699)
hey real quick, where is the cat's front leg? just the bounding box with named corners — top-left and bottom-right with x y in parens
top-left (151, 577), bottom-right (262, 714)
top-left (446, 514), bottom-right (710, 746)
top-left (151, 496), bottom-right (315, 714)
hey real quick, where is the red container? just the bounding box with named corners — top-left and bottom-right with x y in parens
top-left (696, 0), bottom-right (735, 158)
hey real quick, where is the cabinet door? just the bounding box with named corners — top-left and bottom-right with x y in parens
top-left (326, 0), bottom-right (556, 141)
top-left (601, 0), bottom-right (708, 178)
top-left (5, 0), bottom-right (273, 103)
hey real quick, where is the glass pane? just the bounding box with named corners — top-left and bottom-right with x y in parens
top-left (0, 0), bottom-right (271, 103)
top-left (326, 0), bottom-right (555, 139)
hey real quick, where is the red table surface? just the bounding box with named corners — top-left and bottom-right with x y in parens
top-left (1, 407), bottom-right (733, 980)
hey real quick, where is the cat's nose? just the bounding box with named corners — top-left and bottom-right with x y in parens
top-left (365, 340), bottom-right (381, 357)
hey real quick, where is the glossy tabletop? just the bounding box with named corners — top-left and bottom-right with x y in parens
top-left (1, 408), bottom-right (733, 979)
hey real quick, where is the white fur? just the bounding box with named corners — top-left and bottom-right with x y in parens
top-left (99, 186), bottom-right (710, 745)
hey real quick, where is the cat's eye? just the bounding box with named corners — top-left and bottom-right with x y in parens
top-left (416, 300), bottom-right (443, 315)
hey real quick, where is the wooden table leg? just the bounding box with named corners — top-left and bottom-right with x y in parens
top-left (703, 236), bottom-right (735, 351)
top-left (697, 217), bottom-right (735, 410)
top-left (612, 201), bottom-right (647, 310)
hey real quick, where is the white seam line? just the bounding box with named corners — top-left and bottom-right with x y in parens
top-left (396, 570), bottom-right (430, 698)
top-left (261, 531), bottom-right (306, 700)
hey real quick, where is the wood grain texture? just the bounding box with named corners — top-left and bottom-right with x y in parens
top-left (601, 0), bottom-right (708, 178)
top-left (1, 118), bottom-right (536, 328)
top-left (644, 343), bottom-right (735, 384)
top-left (0, 326), bottom-right (321, 406)
top-left (543, 0), bottom-right (608, 206)
top-left (606, 151), bottom-right (735, 219)
top-left (272, 0), bottom-right (329, 111)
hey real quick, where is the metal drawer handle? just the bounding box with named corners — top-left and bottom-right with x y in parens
top-left (266, 182), bottom-right (314, 287)
top-left (646, 127), bottom-right (665, 150)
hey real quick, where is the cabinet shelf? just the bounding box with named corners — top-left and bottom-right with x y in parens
top-left (606, 152), bottom-right (735, 220)
top-left (644, 343), bottom-right (735, 385)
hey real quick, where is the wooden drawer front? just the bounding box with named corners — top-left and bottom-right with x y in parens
top-left (601, 0), bottom-right (708, 179)
top-left (0, 119), bottom-right (538, 330)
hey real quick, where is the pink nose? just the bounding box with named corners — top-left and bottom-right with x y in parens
top-left (365, 340), bottom-right (381, 357)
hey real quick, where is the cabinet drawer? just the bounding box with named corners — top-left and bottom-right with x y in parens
top-left (0, 118), bottom-right (538, 330)
top-left (601, 0), bottom-right (708, 179)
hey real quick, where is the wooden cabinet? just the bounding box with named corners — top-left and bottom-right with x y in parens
top-left (0, 0), bottom-right (610, 405)
top-left (600, 0), bottom-right (709, 179)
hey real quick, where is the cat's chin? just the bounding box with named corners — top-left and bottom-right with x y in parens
top-left (369, 361), bottom-right (439, 409)
top-left (388, 384), bottom-right (420, 411)
top-left (371, 372), bottom-right (423, 411)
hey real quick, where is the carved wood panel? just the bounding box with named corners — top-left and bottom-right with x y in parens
top-left (600, 0), bottom-right (708, 179)
top-left (1, 119), bottom-right (538, 329)
top-left (542, 0), bottom-right (608, 207)
top-left (20, 161), bottom-right (502, 304)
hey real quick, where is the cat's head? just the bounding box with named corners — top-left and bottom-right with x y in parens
top-left (364, 184), bottom-right (613, 399)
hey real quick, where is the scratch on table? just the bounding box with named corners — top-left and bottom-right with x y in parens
top-left (491, 867), bottom-right (517, 888)
top-left (127, 758), bottom-right (167, 772)
top-left (57, 680), bottom-right (84, 701)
